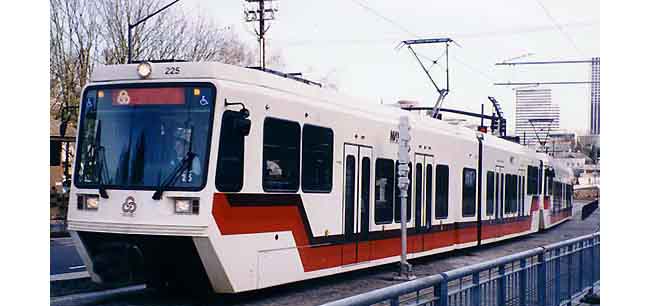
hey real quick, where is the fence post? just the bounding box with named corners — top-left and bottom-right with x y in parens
top-left (567, 243), bottom-right (573, 298)
top-left (578, 240), bottom-right (584, 292)
top-left (471, 272), bottom-right (480, 306)
top-left (497, 264), bottom-right (506, 306)
top-left (591, 236), bottom-right (597, 289)
top-left (537, 252), bottom-right (546, 306)
top-left (438, 273), bottom-right (449, 306)
top-left (554, 248), bottom-right (561, 305)
top-left (390, 296), bottom-right (399, 306)
top-left (519, 258), bottom-right (527, 306)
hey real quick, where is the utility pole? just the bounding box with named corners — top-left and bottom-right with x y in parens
top-left (244, 0), bottom-right (278, 69)
top-left (395, 116), bottom-right (415, 280)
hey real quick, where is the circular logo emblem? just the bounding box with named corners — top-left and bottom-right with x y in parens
top-left (122, 196), bottom-right (137, 214)
top-left (117, 90), bottom-right (130, 105)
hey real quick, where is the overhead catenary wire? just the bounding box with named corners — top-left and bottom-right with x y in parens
top-left (533, 0), bottom-right (583, 57)
top-left (348, 0), bottom-right (497, 83)
top-left (279, 20), bottom-right (598, 47)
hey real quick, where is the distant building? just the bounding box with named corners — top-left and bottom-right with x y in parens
top-left (555, 153), bottom-right (590, 171)
top-left (547, 132), bottom-right (575, 157)
top-left (515, 88), bottom-right (560, 149)
top-left (589, 57), bottom-right (600, 135)
top-left (578, 163), bottom-right (600, 186)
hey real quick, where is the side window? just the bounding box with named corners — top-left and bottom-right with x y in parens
top-left (262, 118), bottom-right (300, 192)
top-left (435, 164), bottom-right (449, 219)
top-left (520, 175), bottom-right (525, 216)
top-left (215, 111), bottom-right (246, 192)
top-left (545, 169), bottom-right (552, 196)
top-left (486, 171), bottom-right (495, 216)
top-left (374, 158), bottom-right (394, 224)
top-left (425, 164), bottom-right (433, 226)
top-left (495, 173), bottom-right (501, 217)
top-left (553, 182), bottom-right (562, 211)
top-left (506, 174), bottom-right (517, 214)
top-left (344, 155), bottom-right (356, 238)
top-left (527, 166), bottom-right (539, 195)
top-left (462, 168), bottom-right (477, 217)
top-left (361, 157), bottom-right (371, 231)
top-left (394, 162), bottom-right (412, 222)
top-left (414, 163), bottom-right (423, 224)
top-left (301, 125), bottom-right (333, 193)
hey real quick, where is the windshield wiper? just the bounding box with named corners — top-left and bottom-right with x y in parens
top-left (151, 151), bottom-right (196, 200)
top-left (96, 147), bottom-right (109, 199)
top-left (93, 120), bottom-right (109, 199)
top-left (152, 124), bottom-right (195, 200)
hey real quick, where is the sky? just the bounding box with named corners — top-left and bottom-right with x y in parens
top-left (179, 0), bottom-right (599, 134)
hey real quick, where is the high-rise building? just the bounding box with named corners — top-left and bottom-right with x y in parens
top-left (589, 57), bottom-right (600, 135)
top-left (515, 88), bottom-right (560, 149)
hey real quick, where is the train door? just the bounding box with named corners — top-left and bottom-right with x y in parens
top-left (413, 154), bottom-right (433, 253)
top-left (342, 144), bottom-right (372, 264)
top-left (495, 167), bottom-right (505, 237)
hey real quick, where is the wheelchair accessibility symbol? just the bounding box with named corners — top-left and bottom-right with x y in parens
top-left (199, 96), bottom-right (208, 106)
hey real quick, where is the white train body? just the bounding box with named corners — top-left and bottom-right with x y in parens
top-left (67, 61), bottom-right (573, 293)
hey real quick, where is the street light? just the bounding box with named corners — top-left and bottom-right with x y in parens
top-left (127, 0), bottom-right (181, 64)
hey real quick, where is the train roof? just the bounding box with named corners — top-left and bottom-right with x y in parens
top-left (91, 61), bottom-right (550, 162)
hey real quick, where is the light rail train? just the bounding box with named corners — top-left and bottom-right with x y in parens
top-left (67, 61), bottom-right (574, 293)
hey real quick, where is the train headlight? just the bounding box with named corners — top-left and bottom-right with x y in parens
top-left (84, 195), bottom-right (99, 210)
top-left (137, 62), bottom-right (152, 79)
top-left (174, 198), bottom-right (199, 214)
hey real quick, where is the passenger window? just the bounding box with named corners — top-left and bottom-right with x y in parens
top-left (374, 158), bottom-right (394, 224)
top-left (425, 164), bottom-right (433, 226)
top-left (486, 171), bottom-right (495, 216)
top-left (215, 110), bottom-right (246, 192)
top-left (462, 168), bottom-right (477, 217)
top-left (495, 173), bottom-right (501, 217)
top-left (394, 162), bottom-right (412, 222)
top-left (360, 157), bottom-right (371, 233)
top-left (435, 164), bottom-right (449, 219)
top-left (262, 118), bottom-right (300, 192)
top-left (414, 163), bottom-right (423, 226)
top-left (344, 155), bottom-right (356, 239)
top-left (520, 176), bottom-right (525, 216)
top-left (301, 125), bottom-right (333, 193)
top-left (505, 174), bottom-right (515, 214)
top-left (527, 166), bottom-right (539, 195)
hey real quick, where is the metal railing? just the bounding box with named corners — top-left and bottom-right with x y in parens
top-left (320, 233), bottom-right (599, 306)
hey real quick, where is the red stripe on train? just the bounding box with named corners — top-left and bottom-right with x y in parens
top-left (212, 193), bottom-right (533, 272)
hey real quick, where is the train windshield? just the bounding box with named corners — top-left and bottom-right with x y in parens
top-left (74, 84), bottom-right (215, 191)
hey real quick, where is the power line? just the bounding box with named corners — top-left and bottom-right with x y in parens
top-left (496, 59), bottom-right (594, 66)
top-left (494, 81), bottom-right (596, 86)
top-left (279, 20), bottom-right (598, 46)
top-left (450, 54), bottom-right (497, 83)
top-left (534, 0), bottom-right (583, 56)
top-left (349, 0), bottom-right (417, 37)
top-left (348, 0), bottom-right (497, 83)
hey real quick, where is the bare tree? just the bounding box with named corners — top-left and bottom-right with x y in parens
top-left (94, 0), bottom-right (260, 65)
top-left (50, 0), bottom-right (100, 121)
top-left (51, 0), bottom-right (284, 123)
